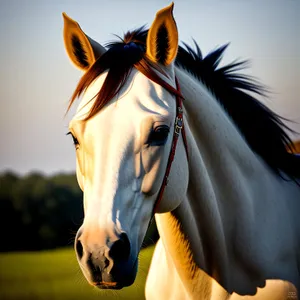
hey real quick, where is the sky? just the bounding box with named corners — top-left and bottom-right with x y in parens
top-left (0, 0), bottom-right (299, 175)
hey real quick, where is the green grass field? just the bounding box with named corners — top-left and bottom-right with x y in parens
top-left (0, 246), bottom-right (154, 300)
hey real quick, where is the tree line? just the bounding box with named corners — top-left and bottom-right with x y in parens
top-left (0, 171), bottom-right (158, 252)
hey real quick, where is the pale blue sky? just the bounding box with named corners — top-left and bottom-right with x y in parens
top-left (0, 0), bottom-right (299, 175)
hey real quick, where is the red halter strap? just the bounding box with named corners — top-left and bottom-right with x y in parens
top-left (153, 77), bottom-right (188, 213)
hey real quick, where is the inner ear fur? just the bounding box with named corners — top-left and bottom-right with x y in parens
top-left (62, 12), bottom-right (106, 71)
top-left (146, 2), bottom-right (178, 66)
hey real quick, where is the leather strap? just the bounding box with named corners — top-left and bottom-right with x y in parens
top-left (153, 77), bottom-right (188, 213)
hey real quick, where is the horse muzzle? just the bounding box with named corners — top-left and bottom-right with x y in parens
top-left (75, 229), bottom-right (138, 289)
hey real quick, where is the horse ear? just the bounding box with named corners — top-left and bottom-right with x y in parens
top-left (146, 2), bottom-right (178, 66)
top-left (62, 12), bottom-right (106, 71)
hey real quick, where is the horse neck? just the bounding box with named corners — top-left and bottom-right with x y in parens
top-left (155, 67), bottom-right (300, 296)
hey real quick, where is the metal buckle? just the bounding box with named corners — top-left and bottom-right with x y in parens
top-left (175, 117), bottom-right (183, 135)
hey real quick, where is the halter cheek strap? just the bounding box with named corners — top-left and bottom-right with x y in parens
top-left (153, 77), bottom-right (188, 213)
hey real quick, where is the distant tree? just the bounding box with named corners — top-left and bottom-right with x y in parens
top-left (0, 171), bottom-right (158, 252)
top-left (0, 172), bottom-right (21, 251)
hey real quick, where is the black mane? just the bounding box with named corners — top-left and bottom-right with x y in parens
top-left (69, 27), bottom-right (300, 182)
top-left (175, 42), bottom-right (300, 182)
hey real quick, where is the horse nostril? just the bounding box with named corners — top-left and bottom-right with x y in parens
top-left (75, 239), bottom-right (84, 259)
top-left (109, 233), bottom-right (131, 262)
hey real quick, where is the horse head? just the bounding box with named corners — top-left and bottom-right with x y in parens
top-left (63, 3), bottom-right (188, 289)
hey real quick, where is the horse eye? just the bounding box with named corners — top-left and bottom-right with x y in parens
top-left (67, 132), bottom-right (79, 148)
top-left (147, 125), bottom-right (170, 146)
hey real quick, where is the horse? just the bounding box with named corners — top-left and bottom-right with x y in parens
top-left (62, 3), bottom-right (300, 299)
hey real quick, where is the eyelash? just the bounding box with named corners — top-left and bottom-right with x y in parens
top-left (66, 132), bottom-right (79, 148)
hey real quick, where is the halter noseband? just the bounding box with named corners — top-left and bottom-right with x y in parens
top-left (152, 77), bottom-right (188, 213)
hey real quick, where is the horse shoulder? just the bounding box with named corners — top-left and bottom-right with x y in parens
top-left (145, 239), bottom-right (191, 300)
